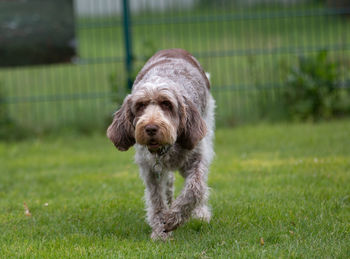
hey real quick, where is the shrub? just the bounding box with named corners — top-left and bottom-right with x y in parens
top-left (284, 50), bottom-right (349, 121)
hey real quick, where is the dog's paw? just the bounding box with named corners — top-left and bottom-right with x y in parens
top-left (192, 205), bottom-right (211, 222)
top-left (163, 210), bottom-right (183, 232)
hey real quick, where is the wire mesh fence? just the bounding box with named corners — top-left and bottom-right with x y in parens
top-left (0, 0), bottom-right (349, 135)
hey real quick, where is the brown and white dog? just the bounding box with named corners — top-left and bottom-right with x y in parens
top-left (107, 48), bottom-right (215, 240)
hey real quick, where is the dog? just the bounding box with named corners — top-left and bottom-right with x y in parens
top-left (107, 48), bottom-right (215, 240)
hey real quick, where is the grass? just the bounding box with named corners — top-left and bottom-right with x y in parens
top-left (1, 119), bottom-right (349, 258)
top-left (0, 4), bottom-right (349, 130)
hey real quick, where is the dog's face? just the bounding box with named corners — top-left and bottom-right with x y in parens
top-left (132, 86), bottom-right (179, 153)
top-left (107, 84), bottom-right (207, 153)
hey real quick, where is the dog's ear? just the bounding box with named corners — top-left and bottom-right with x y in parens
top-left (107, 95), bottom-right (135, 151)
top-left (177, 96), bottom-right (207, 150)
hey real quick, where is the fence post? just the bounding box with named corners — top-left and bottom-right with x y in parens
top-left (122, 0), bottom-right (133, 89)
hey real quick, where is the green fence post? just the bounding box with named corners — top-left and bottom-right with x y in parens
top-left (122, 0), bottom-right (133, 90)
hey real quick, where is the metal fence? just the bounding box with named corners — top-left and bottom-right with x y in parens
top-left (1, 0), bottom-right (349, 134)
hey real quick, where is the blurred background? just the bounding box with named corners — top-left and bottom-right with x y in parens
top-left (1, 0), bottom-right (349, 139)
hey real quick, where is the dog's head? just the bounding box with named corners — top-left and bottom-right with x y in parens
top-left (107, 84), bottom-right (207, 153)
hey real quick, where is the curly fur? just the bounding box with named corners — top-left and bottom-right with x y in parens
top-left (107, 48), bottom-right (215, 240)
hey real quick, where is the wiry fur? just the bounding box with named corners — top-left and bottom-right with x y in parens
top-left (107, 49), bottom-right (215, 240)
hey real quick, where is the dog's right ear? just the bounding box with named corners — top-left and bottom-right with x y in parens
top-left (107, 95), bottom-right (135, 151)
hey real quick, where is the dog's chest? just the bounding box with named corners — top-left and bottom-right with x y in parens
top-left (135, 145), bottom-right (189, 172)
top-left (154, 149), bottom-right (188, 173)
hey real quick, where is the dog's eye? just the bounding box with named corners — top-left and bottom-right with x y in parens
top-left (160, 101), bottom-right (172, 110)
top-left (135, 102), bottom-right (146, 112)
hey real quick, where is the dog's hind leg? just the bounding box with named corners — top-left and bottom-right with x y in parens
top-left (191, 186), bottom-right (211, 222)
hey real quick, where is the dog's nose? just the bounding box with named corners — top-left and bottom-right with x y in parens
top-left (145, 124), bottom-right (158, 136)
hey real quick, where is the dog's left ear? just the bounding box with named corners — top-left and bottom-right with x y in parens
top-left (107, 95), bottom-right (135, 151)
top-left (177, 96), bottom-right (207, 150)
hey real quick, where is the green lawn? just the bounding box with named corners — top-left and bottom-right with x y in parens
top-left (1, 120), bottom-right (349, 257)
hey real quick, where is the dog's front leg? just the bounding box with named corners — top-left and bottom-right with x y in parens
top-left (141, 167), bottom-right (171, 240)
top-left (163, 160), bottom-right (208, 232)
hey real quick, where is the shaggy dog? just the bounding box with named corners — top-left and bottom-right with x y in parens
top-left (107, 48), bottom-right (215, 240)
